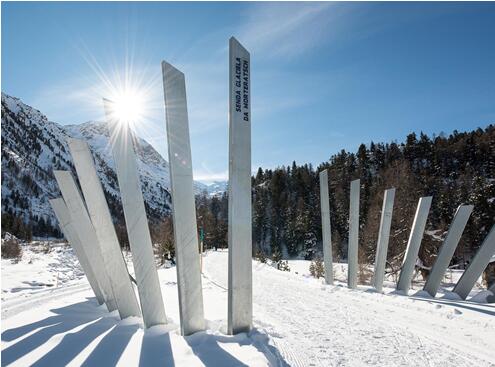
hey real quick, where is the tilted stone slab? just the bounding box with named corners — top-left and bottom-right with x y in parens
top-left (396, 196), bottom-right (432, 294)
top-left (424, 205), bottom-right (473, 297)
top-left (50, 197), bottom-right (105, 305)
top-left (103, 99), bottom-right (167, 328)
top-left (67, 138), bottom-right (141, 319)
top-left (53, 170), bottom-right (118, 311)
top-left (453, 225), bottom-right (495, 300)
top-left (162, 61), bottom-right (205, 336)
top-left (372, 188), bottom-right (396, 293)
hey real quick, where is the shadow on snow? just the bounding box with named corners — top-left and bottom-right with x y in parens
top-left (1, 297), bottom-right (286, 366)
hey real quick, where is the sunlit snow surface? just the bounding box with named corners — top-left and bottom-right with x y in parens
top-left (2, 245), bottom-right (495, 366)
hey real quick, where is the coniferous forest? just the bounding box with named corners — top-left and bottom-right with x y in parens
top-left (2, 123), bottom-right (494, 271)
top-left (191, 125), bottom-right (495, 271)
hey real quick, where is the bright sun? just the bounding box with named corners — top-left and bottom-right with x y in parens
top-left (109, 89), bottom-right (145, 124)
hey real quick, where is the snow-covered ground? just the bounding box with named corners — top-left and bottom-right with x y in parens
top-left (2, 244), bottom-right (495, 366)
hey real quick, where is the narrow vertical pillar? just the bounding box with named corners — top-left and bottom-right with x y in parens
top-left (53, 170), bottom-right (118, 311)
top-left (396, 196), bottom-right (432, 293)
top-left (103, 100), bottom-right (167, 328)
top-left (67, 138), bottom-right (141, 319)
top-left (453, 225), bottom-right (495, 300)
top-left (50, 198), bottom-right (105, 305)
top-left (228, 36), bottom-right (252, 335)
top-left (162, 61), bottom-right (205, 336)
top-left (347, 179), bottom-right (360, 289)
top-left (372, 188), bottom-right (396, 292)
top-left (319, 169), bottom-right (333, 285)
top-left (424, 205), bottom-right (473, 297)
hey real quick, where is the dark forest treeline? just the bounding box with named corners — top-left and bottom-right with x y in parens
top-left (3, 124), bottom-right (494, 271)
top-left (190, 125), bottom-right (495, 269)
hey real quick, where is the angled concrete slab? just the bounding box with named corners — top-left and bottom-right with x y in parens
top-left (424, 204), bottom-right (473, 297)
top-left (53, 170), bottom-right (118, 311)
top-left (348, 179), bottom-right (360, 289)
top-left (228, 37), bottom-right (252, 335)
top-left (162, 61), bottom-right (205, 336)
top-left (319, 169), bottom-right (333, 285)
top-left (103, 99), bottom-right (167, 328)
top-left (50, 197), bottom-right (105, 305)
top-left (67, 138), bottom-right (141, 319)
top-left (372, 188), bottom-right (396, 293)
top-left (397, 196), bottom-right (432, 294)
top-left (453, 225), bottom-right (495, 300)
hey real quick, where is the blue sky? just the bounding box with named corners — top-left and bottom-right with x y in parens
top-left (2, 2), bottom-right (495, 182)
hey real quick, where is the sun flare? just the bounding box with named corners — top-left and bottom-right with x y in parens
top-left (108, 88), bottom-right (145, 124)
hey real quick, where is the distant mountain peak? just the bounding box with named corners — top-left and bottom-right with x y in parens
top-left (1, 93), bottom-right (204, 236)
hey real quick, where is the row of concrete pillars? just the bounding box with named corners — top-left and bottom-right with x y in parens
top-left (319, 171), bottom-right (495, 299)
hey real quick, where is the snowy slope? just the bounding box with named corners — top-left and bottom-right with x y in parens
top-left (203, 181), bottom-right (228, 197)
top-left (1, 244), bottom-right (280, 366)
top-left (1, 93), bottom-right (207, 233)
top-left (2, 246), bottom-right (494, 366)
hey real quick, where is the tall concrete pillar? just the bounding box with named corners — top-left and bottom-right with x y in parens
top-left (396, 196), bottom-right (432, 293)
top-left (103, 99), bottom-right (167, 328)
top-left (372, 188), bottom-right (396, 293)
top-left (50, 198), bottom-right (105, 305)
top-left (347, 179), bottom-right (360, 289)
top-left (162, 61), bottom-right (205, 336)
top-left (319, 169), bottom-right (333, 285)
top-left (67, 138), bottom-right (141, 319)
top-left (453, 225), bottom-right (495, 300)
top-left (53, 170), bottom-right (117, 311)
top-left (424, 205), bottom-right (473, 297)
top-left (228, 37), bottom-right (252, 335)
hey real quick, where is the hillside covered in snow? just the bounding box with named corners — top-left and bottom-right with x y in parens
top-left (1, 93), bottom-right (208, 238)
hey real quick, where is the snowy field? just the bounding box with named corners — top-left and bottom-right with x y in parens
top-left (2, 243), bottom-right (495, 366)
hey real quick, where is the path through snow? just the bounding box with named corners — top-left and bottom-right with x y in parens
top-left (203, 251), bottom-right (495, 367)
top-left (2, 246), bottom-right (494, 366)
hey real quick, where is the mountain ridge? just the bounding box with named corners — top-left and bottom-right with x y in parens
top-left (1, 92), bottom-right (207, 237)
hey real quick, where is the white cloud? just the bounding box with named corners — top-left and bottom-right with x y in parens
top-left (237, 2), bottom-right (340, 59)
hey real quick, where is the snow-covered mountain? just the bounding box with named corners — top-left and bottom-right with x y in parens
top-left (202, 181), bottom-right (228, 196)
top-left (1, 93), bottom-right (204, 235)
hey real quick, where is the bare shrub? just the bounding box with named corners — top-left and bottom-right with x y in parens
top-left (278, 260), bottom-right (290, 272)
top-left (2, 238), bottom-right (22, 260)
top-left (309, 257), bottom-right (325, 279)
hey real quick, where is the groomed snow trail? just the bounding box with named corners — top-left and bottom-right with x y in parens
top-left (203, 251), bottom-right (495, 367)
